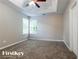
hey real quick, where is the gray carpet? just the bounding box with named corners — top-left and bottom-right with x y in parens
top-left (0, 40), bottom-right (76, 59)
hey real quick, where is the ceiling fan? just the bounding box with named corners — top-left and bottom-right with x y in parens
top-left (25, 0), bottom-right (46, 8)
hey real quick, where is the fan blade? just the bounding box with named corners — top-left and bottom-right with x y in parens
top-left (35, 3), bottom-right (40, 8)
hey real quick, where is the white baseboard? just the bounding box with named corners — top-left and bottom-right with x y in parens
top-left (0, 39), bottom-right (63, 50)
top-left (0, 38), bottom-right (72, 52)
top-left (0, 39), bottom-right (27, 50)
top-left (29, 38), bottom-right (64, 42)
top-left (63, 40), bottom-right (72, 51)
top-left (31, 38), bottom-right (72, 51)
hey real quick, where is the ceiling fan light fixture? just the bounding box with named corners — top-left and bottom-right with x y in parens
top-left (29, 1), bottom-right (35, 6)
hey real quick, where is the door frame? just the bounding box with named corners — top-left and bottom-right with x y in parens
top-left (69, 0), bottom-right (78, 55)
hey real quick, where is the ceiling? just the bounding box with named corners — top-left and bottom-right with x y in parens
top-left (0, 0), bottom-right (70, 16)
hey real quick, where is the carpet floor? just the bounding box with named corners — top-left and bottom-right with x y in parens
top-left (0, 40), bottom-right (76, 59)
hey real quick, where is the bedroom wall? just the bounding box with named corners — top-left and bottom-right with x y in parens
top-left (0, 2), bottom-right (27, 49)
top-left (30, 14), bottom-right (63, 41)
top-left (63, 6), bottom-right (70, 47)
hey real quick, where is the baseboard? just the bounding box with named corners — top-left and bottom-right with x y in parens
top-left (29, 38), bottom-right (64, 42)
top-left (0, 38), bottom-right (71, 51)
top-left (0, 39), bottom-right (27, 50)
top-left (30, 38), bottom-right (72, 51)
top-left (63, 40), bottom-right (72, 51)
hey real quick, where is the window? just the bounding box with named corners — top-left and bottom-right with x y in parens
top-left (30, 20), bottom-right (37, 34)
top-left (23, 18), bottom-right (37, 34)
top-left (23, 18), bottom-right (29, 34)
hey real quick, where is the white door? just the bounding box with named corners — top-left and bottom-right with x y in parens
top-left (70, 1), bottom-right (78, 56)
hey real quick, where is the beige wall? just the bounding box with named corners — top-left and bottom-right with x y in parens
top-left (30, 14), bottom-right (63, 40)
top-left (63, 6), bottom-right (70, 47)
top-left (0, 2), bottom-right (63, 49)
top-left (0, 2), bottom-right (27, 49)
